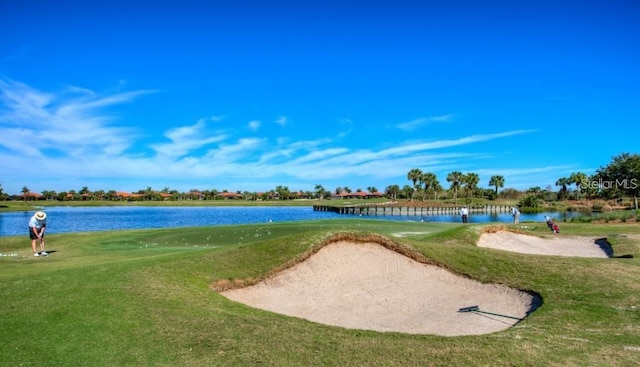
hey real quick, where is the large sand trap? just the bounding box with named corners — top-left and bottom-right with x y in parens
top-left (477, 231), bottom-right (612, 258)
top-left (221, 241), bottom-right (538, 336)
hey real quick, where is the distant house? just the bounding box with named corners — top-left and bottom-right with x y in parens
top-left (293, 191), bottom-right (312, 199)
top-left (216, 192), bottom-right (242, 200)
top-left (115, 192), bottom-right (132, 200)
top-left (159, 193), bottom-right (173, 200)
top-left (189, 191), bottom-right (206, 200)
top-left (114, 192), bottom-right (143, 200)
top-left (18, 192), bottom-right (43, 200)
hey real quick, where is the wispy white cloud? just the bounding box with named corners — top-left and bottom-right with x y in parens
top-left (0, 79), bottom-right (561, 194)
top-left (274, 115), bottom-right (288, 126)
top-left (0, 78), bottom-right (154, 158)
top-left (204, 137), bottom-right (264, 162)
top-left (396, 114), bottom-right (454, 131)
top-left (248, 120), bottom-right (261, 131)
top-left (151, 118), bottom-right (229, 159)
top-left (256, 138), bottom-right (334, 164)
top-left (378, 130), bottom-right (536, 157)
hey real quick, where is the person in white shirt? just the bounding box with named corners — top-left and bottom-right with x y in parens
top-left (459, 207), bottom-right (469, 223)
top-left (511, 207), bottom-right (520, 224)
top-left (28, 211), bottom-right (48, 257)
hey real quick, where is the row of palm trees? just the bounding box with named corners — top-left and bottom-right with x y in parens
top-left (11, 184), bottom-right (380, 203)
top-left (399, 168), bottom-right (609, 204)
top-left (399, 169), bottom-right (505, 203)
top-left (555, 172), bottom-right (588, 201)
top-left (0, 170), bottom-right (595, 204)
top-left (398, 167), bottom-right (628, 204)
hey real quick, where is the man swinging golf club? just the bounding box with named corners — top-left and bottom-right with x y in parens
top-left (29, 211), bottom-right (48, 257)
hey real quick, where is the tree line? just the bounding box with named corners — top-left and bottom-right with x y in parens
top-left (3, 153), bottom-right (638, 209)
top-left (386, 153), bottom-right (638, 209)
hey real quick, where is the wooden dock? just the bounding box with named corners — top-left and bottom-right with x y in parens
top-left (313, 204), bottom-right (512, 216)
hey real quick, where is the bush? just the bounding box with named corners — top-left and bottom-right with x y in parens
top-left (518, 195), bottom-right (539, 208)
top-left (485, 191), bottom-right (497, 200)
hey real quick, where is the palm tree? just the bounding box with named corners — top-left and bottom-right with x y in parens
top-left (41, 190), bottom-right (56, 200)
top-left (432, 182), bottom-right (444, 200)
top-left (314, 184), bottom-right (325, 199)
top-left (407, 168), bottom-right (423, 202)
top-left (0, 183), bottom-right (8, 201)
top-left (275, 185), bottom-right (291, 200)
top-left (489, 175), bottom-right (505, 196)
top-left (555, 177), bottom-right (570, 200)
top-left (385, 185), bottom-right (400, 200)
top-left (569, 172), bottom-right (587, 201)
top-left (421, 172), bottom-right (437, 201)
top-left (463, 172), bottom-right (479, 201)
top-left (21, 186), bottom-right (30, 205)
top-left (94, 190), bottom-right (105, 200)
top-left (143, 186), bottom-right (156, 200)
top-left (401, 185), bottom-right (413, 199)
top-left (446, 171), bottom-right (464, 204)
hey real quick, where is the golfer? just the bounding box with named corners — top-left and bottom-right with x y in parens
top-left (459, 206), bottom-right (469, 223)
top-left (29, 211), bottom-right (48, 257)
top-left (511, 207), bottom-right (520, 224)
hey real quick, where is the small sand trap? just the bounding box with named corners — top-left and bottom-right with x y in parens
top-left (477, 231), bottom-right (611, 258)
top-left (221, 241), bottom-right (537, 336)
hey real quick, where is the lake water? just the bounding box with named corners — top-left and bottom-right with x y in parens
top-left (0, 206), bottom-right (585, 237)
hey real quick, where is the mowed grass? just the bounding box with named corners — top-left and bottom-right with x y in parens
top-left (1, 219), bottom-right (639, 366)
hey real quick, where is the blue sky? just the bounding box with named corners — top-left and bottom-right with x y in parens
top-left (1, 0), bottom-right (638, 195)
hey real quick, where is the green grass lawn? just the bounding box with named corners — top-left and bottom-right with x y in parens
top-left (1, 219), bottom-right (639, 366)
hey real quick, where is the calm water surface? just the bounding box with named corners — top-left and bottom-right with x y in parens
top-left (0, 206), bottom-right (586, 237)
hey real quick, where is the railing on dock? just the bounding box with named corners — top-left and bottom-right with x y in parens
top-left (313, 204), bottom-right (512, 216)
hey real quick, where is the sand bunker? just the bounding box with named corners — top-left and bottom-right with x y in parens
top-left (477, 231), bottom-right (611, 258)
top-left (221, 241), bottom-right (537, 336)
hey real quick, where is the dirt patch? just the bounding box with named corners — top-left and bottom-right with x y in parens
top-left (220, 241), bottom-right (538, 336)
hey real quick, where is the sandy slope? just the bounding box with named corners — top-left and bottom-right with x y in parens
top-left (477, 231), bottom-right (611, 258)
top-left (221, 241), bottom-right (537, 336)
